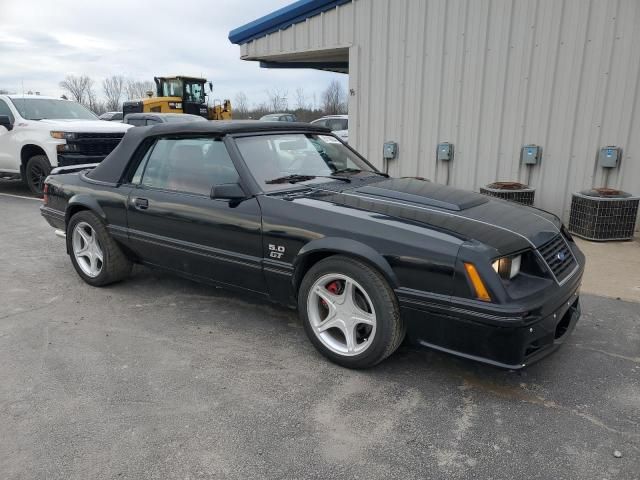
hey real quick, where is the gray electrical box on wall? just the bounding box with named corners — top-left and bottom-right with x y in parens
top-left (598, 146), bottom-right (621, 168)
top-left (521, 145), bottom-right (541, 165)
top-left (437, 142), bottom-right (453, 161)
top-left (383, 141), bottom-right (398, 160)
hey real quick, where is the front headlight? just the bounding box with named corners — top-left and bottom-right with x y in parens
top-left (50, 131), bottom-right (77, 140)
top-left (56, 143), bottom-right (80, 153)
top-left (492, 254), bottom-right (521, 280)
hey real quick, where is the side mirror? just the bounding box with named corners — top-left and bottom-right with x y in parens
top-left (0, 115), bottom-right (13, 131)
top-left (211, 183), bottom-right (246, 200)
top-left (208, 82), bottom-right (213, 92)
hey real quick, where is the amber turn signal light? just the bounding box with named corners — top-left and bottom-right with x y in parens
top-left (464, 263), bottom-right (492, 302)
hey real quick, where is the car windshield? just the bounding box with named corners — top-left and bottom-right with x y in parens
top-left (326, 118), bottom-right (348, 131)
top-left (260, 114), bottom-right (281, 121)
top-left (234, 133), bottom-right (377, 192)
top-left (164, 115), bottom-right (207, 123)
top-left (10, 98), bottom-right (97, 120)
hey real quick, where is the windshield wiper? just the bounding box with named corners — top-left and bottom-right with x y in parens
top-left (265, 174), bottom-right (351, 185)
top-left (332, 168), bottom-right (389, 177)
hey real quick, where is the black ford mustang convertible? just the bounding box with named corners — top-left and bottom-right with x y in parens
top-left (41, 121), bottom-right (584, 369)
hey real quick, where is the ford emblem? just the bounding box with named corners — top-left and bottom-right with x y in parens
top-left (557, 251), bottom-right (566, 261)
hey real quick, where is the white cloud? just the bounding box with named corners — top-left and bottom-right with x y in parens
top-left (0, 0), bottom-right (348, 108)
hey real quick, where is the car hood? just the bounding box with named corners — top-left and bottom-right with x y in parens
top-left (314, 177), bottom-right (561, 255)
top-left (333, 129), bottom-right (348, 139)
top-left (35, 119), bottom-right (132, 132)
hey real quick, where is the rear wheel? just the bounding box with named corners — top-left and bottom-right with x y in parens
top-left (67, 211), bottom-right (132, 286)
top-left (25, 155), bottom-right (51, 196)
top-left (298, 255), bottom-right (404, 368)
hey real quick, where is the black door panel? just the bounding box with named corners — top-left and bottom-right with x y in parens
top-left (125, 136), bottom-right (265, 293)
top-left (126, 189), bottom-right (264, 291)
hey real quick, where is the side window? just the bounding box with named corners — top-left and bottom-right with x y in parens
top-left (146, 118), bottom-right (161, 125)
top-left (313, 119), bottom-right (326, 128)
top-left (128, 118), bottom-right (144, 127)
top-left (0, 100), bottom-right (15, 123)
top-left (131, 143), bottom-right (155, 184)
top-left (139, 138), bottom-right (239, 195)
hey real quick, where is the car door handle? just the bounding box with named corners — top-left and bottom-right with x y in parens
top-left (133, 197), bottom-right (149, 210)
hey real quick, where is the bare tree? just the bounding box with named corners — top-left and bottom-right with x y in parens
top-left (125, 79), bottom-right (155, 101)
top-left (321, 80), bottom-right (347, 115)
top-left (234, 91), bottom-right (249, 118)
top-left (294, 87), bottom-right (308, 111)
top-left (252, 101), bottom-right (270, 119)
top-left (102, 75), bottom-right (125, 111)
top-left (265, 88), bottom-right (288, 112)
top-left (84, 78), bottom-right (100, 112)
top-left (59, 75), bottom-right (93, 106)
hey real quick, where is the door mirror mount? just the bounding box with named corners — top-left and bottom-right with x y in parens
top-left (210, 183), bottom-right (246, 200)
top-left (0, 115), bottom-right (13, 131)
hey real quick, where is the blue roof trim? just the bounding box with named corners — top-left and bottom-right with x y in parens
top-left (229, 0), bottom-right (352, 45)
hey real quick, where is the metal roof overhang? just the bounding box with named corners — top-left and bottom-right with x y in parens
top-left (251, 47), bottom-right (350, 74)
top-left (259, 60), bottom-right (348, 74)
top-left (229, 0), bottom-right (352, 45)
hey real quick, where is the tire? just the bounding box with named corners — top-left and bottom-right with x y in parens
top-left (67, 211), bottom-right (132, 286)
top-left (25, 155), bottom-right (51, 196)
top-left (298, 255), bottom-right (404, 369)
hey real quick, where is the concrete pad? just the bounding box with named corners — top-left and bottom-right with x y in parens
top-left (575, 236), bottom-right (640, 303)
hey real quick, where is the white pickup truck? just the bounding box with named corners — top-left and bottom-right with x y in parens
top-left (0, 94), bottom-right (131, 195)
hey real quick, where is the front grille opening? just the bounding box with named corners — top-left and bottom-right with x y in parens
top-left (554, 308), bottom-right (573, 339)
top-left (538, 234), bottom-right (577, 283)
top-left (68, 133), bottom-right (125, 157)
top-left (525, 340), bottom-right (543, 357)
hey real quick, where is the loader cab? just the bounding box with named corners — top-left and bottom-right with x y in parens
top-left (154, 76), bottom-right (209, 118)
top-left (122, 76), bottom-right (209, 119)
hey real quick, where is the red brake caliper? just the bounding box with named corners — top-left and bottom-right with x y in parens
top-left (322, 280), bottom-right (341, 309)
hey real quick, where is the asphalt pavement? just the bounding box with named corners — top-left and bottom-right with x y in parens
top-left (0, 179), bottom-right (638, 480)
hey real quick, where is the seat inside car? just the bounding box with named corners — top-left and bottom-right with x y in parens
top-left (166, 143), bottom-right (212, 195)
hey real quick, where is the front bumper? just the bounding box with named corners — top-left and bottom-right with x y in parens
top-left (400, 272), bottom-right (583, 369)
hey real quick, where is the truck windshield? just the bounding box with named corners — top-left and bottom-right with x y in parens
top-left (235, 133), bottom-right (378, 192)
top-left (10, 98), bottom-right (97, 120)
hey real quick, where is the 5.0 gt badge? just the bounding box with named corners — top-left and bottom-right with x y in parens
top-left (268, 244), bottom-right (286, 259)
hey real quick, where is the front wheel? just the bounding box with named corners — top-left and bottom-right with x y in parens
top-left (67, 211), bottom-right (132, 286)
top-left (298, 255), bottom-right (404, 369)
top-left (25, 155), bottom-right (51, 196)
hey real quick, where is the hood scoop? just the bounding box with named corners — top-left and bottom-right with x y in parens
top-left (354, 177), bottom-right (488, 211)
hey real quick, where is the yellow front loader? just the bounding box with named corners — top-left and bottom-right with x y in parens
top-left (122, 76), bottom-right (231, 120)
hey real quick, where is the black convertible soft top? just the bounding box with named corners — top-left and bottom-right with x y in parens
top-left (87, 120), bottom-right (331, 184)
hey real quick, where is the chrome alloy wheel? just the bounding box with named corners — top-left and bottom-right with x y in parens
top-left (72, 221), bottom-right (104, 278)
top-left (307, 273), bottom-right (377, 356)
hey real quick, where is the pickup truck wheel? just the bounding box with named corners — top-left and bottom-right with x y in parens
top-left (25, 155), bottom-right (51, 196)
top-left (298, 255), bottom-right (404, 369)
top-left (68, 211), bottom-right (132, 286)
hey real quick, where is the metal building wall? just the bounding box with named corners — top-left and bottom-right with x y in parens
top-left (240, 0), bottom-right (640, 221)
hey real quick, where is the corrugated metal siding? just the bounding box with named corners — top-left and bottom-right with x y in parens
top-left (239, 0), bottom-right (640, 221)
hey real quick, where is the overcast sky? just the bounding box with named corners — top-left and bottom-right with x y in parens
top-left (0, 0), bottom-right (347, 108)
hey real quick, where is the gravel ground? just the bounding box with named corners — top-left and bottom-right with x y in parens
top-left (1, 180), bottom-right (638, 480)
